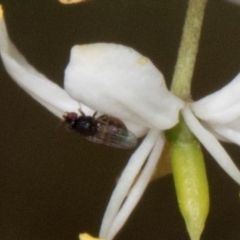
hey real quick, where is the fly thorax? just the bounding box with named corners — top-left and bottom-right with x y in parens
top-left (74, 117), bottom-right (98, 136)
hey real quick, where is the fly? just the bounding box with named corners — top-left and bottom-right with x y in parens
top-left (63, 111), bottom-right (137, 149)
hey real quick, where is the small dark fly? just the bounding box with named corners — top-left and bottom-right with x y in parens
top-left (63, 111), bottom-right (137, 149)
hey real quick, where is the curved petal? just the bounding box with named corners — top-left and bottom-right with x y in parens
top-left (205, 120), bottom-right (240, 145)
top-left (213, 127), bottom-right (240, 145)
top-left (190, 72), bottom-right (240, 145)
top-left (0, 9), bottom-right (80, 118)
top-left (64, 44), bottom-right (184, 135)
top-left (191, 73), bottom-right (240, 125)
top-left (99, 129), bottom-right (160, 238)
top-left (182, 106), bottom-right (240, 185)
top-left (106, 132), bottom-right (164, 240)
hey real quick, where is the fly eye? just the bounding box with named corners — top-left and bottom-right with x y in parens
top-left (63, 112), bottom-right (78, 127)
top-left (65, 117), bottom-right (76, 127)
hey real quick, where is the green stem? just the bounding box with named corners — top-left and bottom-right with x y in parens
top-left (168, 1), bottom-right (209, 239)
top-left (171, 0), bottom-right (207, 99)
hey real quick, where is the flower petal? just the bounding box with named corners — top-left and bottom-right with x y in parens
top-left (191, 73), bottom-right (240, 125)
top-left (64, 44), bottom-right (184, 135)
top-left (182, 106), bottom-right (240, 185)
top-left (99, 129), bottom-right (161, 238)
top-left (190, 73), bottom-right (240, 145)
top-left (205, 121), bottom-right (240, 145)
top-left (0, 8), bottom-right (80, 118)
top-left (106, 132), bottom-right (164, 240)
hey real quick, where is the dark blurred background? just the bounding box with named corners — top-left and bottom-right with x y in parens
top-left (1, 0), bottom-right (240, 239)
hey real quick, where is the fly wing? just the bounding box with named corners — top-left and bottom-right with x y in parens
top-left (85, 124), bottom-right (137, 149)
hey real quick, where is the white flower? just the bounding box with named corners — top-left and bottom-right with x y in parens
top-left (64, 44), bottom-right (183, 137)
top-left (1, 6), bottom-right (240, 240)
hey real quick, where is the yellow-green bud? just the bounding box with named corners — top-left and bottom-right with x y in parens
top-left (166, 117), bottom-right (209, 240)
